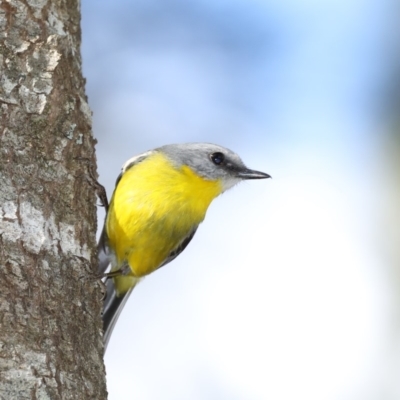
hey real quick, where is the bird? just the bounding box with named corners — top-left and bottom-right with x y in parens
top-left (98, 142), bottom-right (270, 349)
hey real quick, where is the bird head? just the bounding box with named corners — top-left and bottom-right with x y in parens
top-left (158, 143), bottom-right (270, 191)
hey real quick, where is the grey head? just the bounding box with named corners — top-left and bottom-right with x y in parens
top-left (157, 143), bottom-right (270, 191)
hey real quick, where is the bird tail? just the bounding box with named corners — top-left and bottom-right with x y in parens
top-left (97, 230), bottom-right (139, 351)
top-left (102, 277), bottom-right (140, 350)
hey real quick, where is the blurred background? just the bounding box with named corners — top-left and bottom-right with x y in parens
top-left (82, 0), bottom-right (400, 399)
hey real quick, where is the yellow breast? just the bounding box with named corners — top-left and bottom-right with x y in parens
top-left (106, 152), bottom-right (223, 280)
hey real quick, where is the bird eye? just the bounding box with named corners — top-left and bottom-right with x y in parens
top-left (210, 152), bottom-right (225, 165)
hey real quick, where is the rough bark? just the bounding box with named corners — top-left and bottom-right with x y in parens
top-left (0, 0), bottom-right (107, 398)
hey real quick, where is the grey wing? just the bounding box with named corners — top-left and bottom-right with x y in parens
top-left (159, 227), bottom-right (198, 268)
top-left (97, 227), bottom-right (111, 274)
top-left (102, 227), bottom-right (198, 351)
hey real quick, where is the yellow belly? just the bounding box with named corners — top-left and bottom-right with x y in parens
top-left (106, 153), bottom-right (222, 283)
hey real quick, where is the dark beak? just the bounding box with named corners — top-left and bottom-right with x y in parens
top-left (236, 168), bottom-right (271, 180)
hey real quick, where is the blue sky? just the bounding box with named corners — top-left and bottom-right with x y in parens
top-left (81, 0), bottom-right (399, 399)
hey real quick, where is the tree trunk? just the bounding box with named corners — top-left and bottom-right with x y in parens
top-left (0, 0), bottom-right (107, 398)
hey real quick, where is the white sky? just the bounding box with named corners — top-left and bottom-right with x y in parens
top-left (82, 0), bottom-right (399, 399)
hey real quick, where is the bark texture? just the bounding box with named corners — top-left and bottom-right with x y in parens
top-left (0, 0), bottom-right (107, 398)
